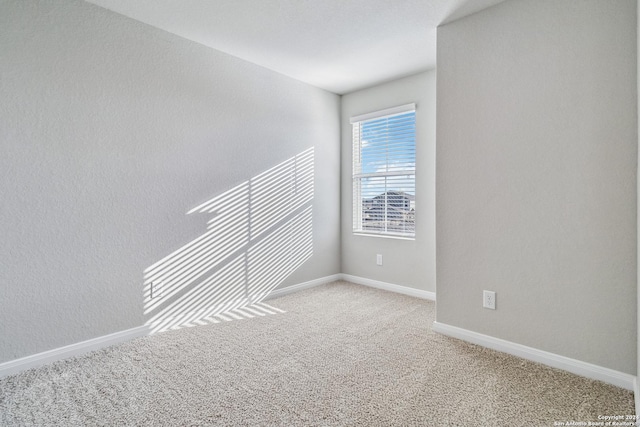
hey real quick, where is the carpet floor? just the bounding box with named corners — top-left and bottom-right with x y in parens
top-left (0, 281), bottom-right (634, 426)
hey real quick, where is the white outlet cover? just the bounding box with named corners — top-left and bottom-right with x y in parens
top-left (376, 254), bottom-right (383, 266)
top-left (483, 290), bottom-right (496, 310)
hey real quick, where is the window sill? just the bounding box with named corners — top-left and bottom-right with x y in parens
top-left (352, 232), bottom-right (415, 241)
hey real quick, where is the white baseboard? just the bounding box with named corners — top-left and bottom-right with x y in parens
top-left (265, 274), bottom-right (342, 300)
top-left (267, 274), bottom-right (436, 302)
top-left (340, 274), bottom-right (436, 301)
top-left (635, 377), bottom-right (640, 425)
top-left (0, 325), bottom-right (149, 379)
top-left (432, 321), bottom-right (635, 391)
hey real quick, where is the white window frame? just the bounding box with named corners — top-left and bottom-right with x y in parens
top-left (351, 103), bottom-right (416, 239)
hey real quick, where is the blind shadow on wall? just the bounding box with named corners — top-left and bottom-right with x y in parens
top-left (143, 148), bottom-right (314, 333)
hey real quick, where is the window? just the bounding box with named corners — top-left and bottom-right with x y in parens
top-left (351, 104), bottom-right (416, 238)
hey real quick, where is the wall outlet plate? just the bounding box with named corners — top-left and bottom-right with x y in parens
top-left (483, 290), bottom-right (496, 310)
top-left (376, 254), bottom-right (383, 266)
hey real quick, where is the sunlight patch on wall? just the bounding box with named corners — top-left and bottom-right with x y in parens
top-left (143, 148), bottom-right (314, 334)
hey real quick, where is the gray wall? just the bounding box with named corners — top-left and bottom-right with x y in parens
top-left (436, 0), bottom-right (637, 374)
top-left (341, 71), bottom-right (436, 292)
top-left (0, 0), bottom-right (340, 363)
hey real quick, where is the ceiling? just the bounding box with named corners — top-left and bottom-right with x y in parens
top-left (85, 0), bottom-right (506, 94)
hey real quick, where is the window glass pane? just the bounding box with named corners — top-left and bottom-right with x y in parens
top-left (352, 109), bottom-right (416, 238)
top-left (359, 175), bottom-right (415, 235)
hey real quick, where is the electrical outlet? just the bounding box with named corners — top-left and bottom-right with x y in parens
top-left (376, 254), bottom-right (383, 266)
top-left (483, 290), bottom-right (496, 310)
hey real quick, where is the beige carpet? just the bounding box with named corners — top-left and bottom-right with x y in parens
top-left (0, 281), bottom-right (634, 426)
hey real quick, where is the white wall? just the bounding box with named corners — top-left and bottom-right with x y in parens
top-left (341, 71), bottom-right (436, 291)
top-left (437, 0), bottom-right (637, 374)
top-left (0, 0), bottom-right (340, 363)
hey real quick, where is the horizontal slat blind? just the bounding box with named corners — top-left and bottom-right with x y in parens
top-left (352, 109), bottom-right (416, 237)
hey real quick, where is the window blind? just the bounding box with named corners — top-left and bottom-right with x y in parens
top-left (352, 106), bottom-right (416, 238)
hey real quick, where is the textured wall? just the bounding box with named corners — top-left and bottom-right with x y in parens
top-left (341, 71), bottom-right (436, 292)
top-left (0, 0), bottom-right (340, 363)
top-left (436, 0), bottom-right (637, 374)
